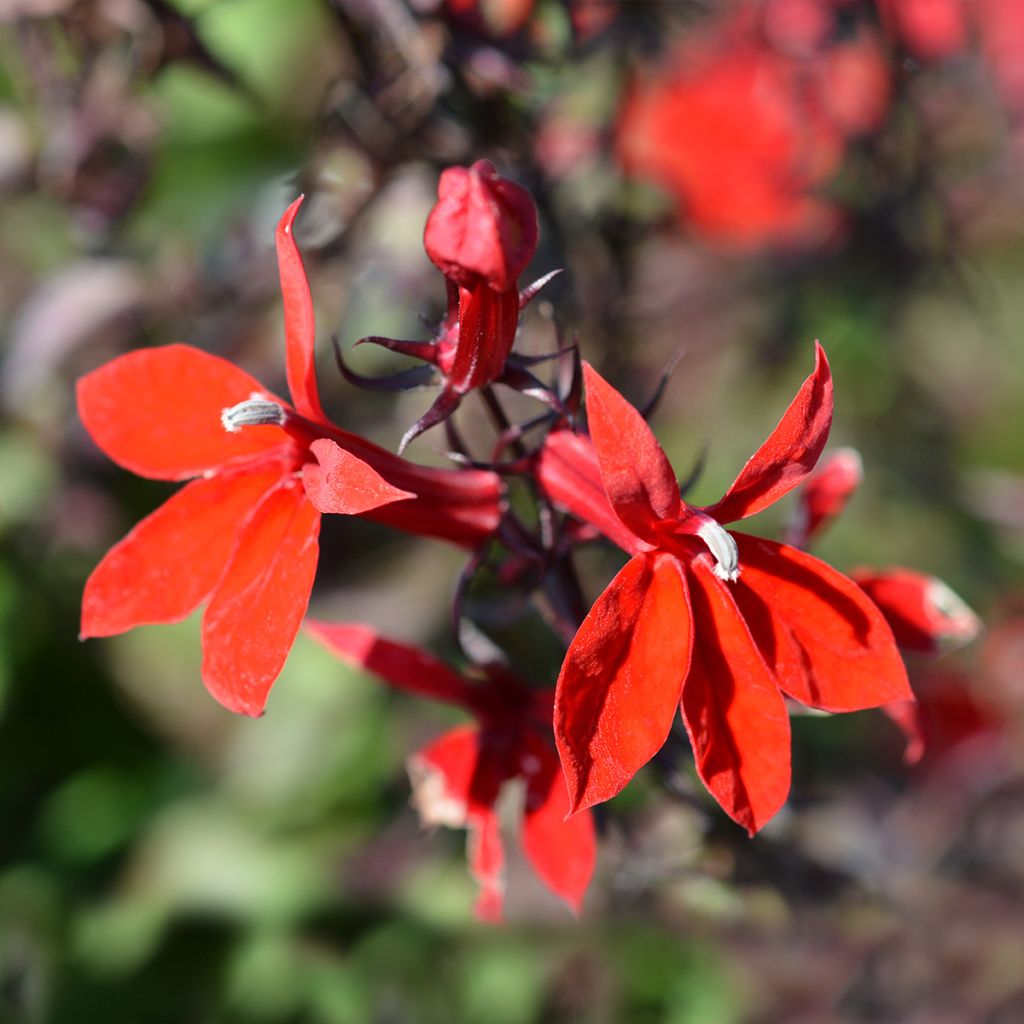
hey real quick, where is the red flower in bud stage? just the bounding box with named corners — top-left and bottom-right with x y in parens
top-left (536, 344), bottom-right (912, 834)
top-left (784, 446), bottom-right (863, 547)
top-left (851, 569), bottom-right (981, 656)
top-left (355, 161), bottom-right (548, 451)
top-left (307, 623), bottom-right (595, 920)
top-left (79, 198), bottom-right (504, 717)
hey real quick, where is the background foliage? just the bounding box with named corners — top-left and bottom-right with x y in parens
top-left (2, 1), bottom-right (1023, 1021)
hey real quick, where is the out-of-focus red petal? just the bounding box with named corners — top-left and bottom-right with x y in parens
top-left (785, 446), bottom-right (862, 548)
top-left (883, 699), bottom-right (925, 766)
top-left (305, 621), bottom-right (483, 711)
top-left (535, 430), bottom-right (648, 557)
top-left (582, 363), bottom-right (681, 541)
top-left (681, 558), bottom-right (791, 835)
top-left (78, 345), bottom-right (288, 480)
top-left (301, 438), bottom-right (415, 515)
top-left (201, 482), bottom-right (320, 716)
top-left (850, 568), bottom-right (981, 655)
top-left (705, 342), bottom-right (833, 524)
top-left (407, 726), bottom-right (509, 921)
top-left (81, 467), bottom-right (282, 638)
top-left (734, 535), bottom-right (913, 711)
top-left (876, 0), bottom-right (967, 61)
top-left (276, 197), bottom-right (326, 424)
top-left (519, 735), bottom-right (595, 914)
top-left (469, 810), bottom-right (505, 923)
top-left (555, 552), bottom-right (691, 815)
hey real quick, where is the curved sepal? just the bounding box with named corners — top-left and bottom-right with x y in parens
top-left (301, 439), bottom-right (415, 515)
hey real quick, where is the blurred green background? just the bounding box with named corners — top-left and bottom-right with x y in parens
top-left (2, 1), bottom-right (1024, 1021)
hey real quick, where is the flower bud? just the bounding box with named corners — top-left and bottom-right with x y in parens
top-left (424, 160), bottom-right (538, 293)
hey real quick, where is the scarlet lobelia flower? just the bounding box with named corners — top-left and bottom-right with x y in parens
top-left (79, 197), bottom-right (504, 717)
top-left (307, 622), bottom-right (595, 920)
top-left (536, 344), bottom-right (913, 833)
top-left (354, 160), bottom-right (547, 450)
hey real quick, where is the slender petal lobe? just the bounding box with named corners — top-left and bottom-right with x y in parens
top-left (301, 439), bottom-right (415, 515)
top-left (276, 197), bottom-right (326, 423)
top-left (555, 552), bottom-right (692, 815)
top-left (583, 363), bottom-right (681, 540)
top-left (201, 482), bottom-right (320, 716)
top-left (734, 535), bottom-right (913, 711)
top-left (305, 621), bottom-right (482, 710)
top-left (78, 345), bottom-right (287, 480)
top-left (706, 342), bottom-right (833, 523)
top-left (81, 468), bottom-right (281, 638)
top-left (681, 558), bottom-right (791, 835)
top-left (519, 736), bottom-right (596, 914)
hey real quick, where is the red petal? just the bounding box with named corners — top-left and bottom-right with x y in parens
top-left (447, 281), bottom-right (519, 393)
top-left (78, 345), bottom-right (288, 480)
top-left (276, 197), bottom-right (326, 423)
top-left (883, 700), bottom-right (925, 765)
top-left (706, 342), bottom-right (833, 523)
top-left (469, 810), bottom-right (505, 923)
top-left (201, 482), bottom-right (320, 716)
top-left (81, 467), bottom-right (281, 638)
top-left (734, 535), bottom-right (913, 711)
top-left (785, 446), bottom-right (862, 548)
top-left (407, 726), bottom-right (509, 921)
top-left (681, 558), bottom-right (791, 835)
top-left (519, 735), bottom-right (595, 914)
top-left (582, 363), bottom-right (681, 541)
top-left (301, 439), bottom-right (415, 514)
top-left (536, 430), bottom-right (648, 556)
top-left (850, 568), bottom-right (981, 655)
top-left (305, 622), bottom-right (482, 711)
top-left (555, 552), bottom-right (691, 814)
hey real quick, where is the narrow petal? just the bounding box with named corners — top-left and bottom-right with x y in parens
top-left (733, 535), bottom-right (913, 711)
top-left (81, 467), bottom-right (281, 638)
top-left (305, 622), bottom-right (483, 711)
top-left (582, 363), bottom-right (681, 540)
top-left (555, 552), bottom-right (692, 815)
top-left (78, 345), bottom-right (288, 480)
top-left (276, 197), bottom-right (326, 423)
top-left (201, 482), bottom-right (320, 716)
top-left (448, 281), bottom-right (519, 393)
top-left (536, 430), bottom-right (649, 557)
top-left (705, 342), bottom-right (833, 524)
top-left (850, 568), bottom-right (981, 655)
top-left (519, 735), bottom-right (596, 914)
top-left (681, 558), bottom-right (792, 835)
top-left (469, 810), bottom-right (505, 923)
top-left (301, 438), bottom-right (415, 514)
top-left (407, 726), bottom-right (509, 921)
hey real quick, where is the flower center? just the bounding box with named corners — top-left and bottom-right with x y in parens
top-left (689, 512), bottom-right (740, 582)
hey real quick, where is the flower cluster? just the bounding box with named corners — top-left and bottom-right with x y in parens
top-left (79, 164), bottom-right (976, 918)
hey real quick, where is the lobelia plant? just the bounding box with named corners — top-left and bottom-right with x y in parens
top-left (78, 163), bottom-right (977, 918)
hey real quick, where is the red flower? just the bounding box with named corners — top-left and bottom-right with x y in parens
top-left (784, 445), bottom-right (863, 547)
top-left (307, 622), bottom-right (595, 920)
top-left (851, 569), bottom-right (981, 656)
top-left (356, 161), bottom-right (546, 449)
top-left (537, 344), bottom-right (912, 833)
top-left (80, 198), bottom-right (504, 716)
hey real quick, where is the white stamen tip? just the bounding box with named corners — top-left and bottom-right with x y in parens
top-left (696, 517), bottom-right (740, 583)
top-left (221, 394), bottom-right (286, 433)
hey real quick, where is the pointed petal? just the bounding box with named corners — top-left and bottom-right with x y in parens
top-left (785, 446), bottom-right (862, 548)
top-left (582, 363), bottom-right (681, 541)
top-left (536, 430), bottom-right (648, 556)
top-left (555, 552), bottom-right (692, 815)
top-left (850, 568), bottom-right (981, 655)
top-left (407, 725), bottom-right (509, 921)
top-left (681, 559), bottom-right (792, 835)
top-left (469, 810), bottom-right (505, 923)
top-left (882, 700), bottom-right (925, 766)
top-left (733, 535), bottom-right (913, 711)
top-left (305, 622), bottom-right (483, 711)
top-left (301, 438), bottom-right (415, 514)
top-left (77, 345), bottom-right (288, 480)
top-left (706, 342), bottom-right (833, 523)
top-left (81, 467), bottom-right (281, 638)
top-left (519, 736), bottom-right (596, 914)
top-left (276, 197), bottom-right (326, 423)
top-left (201, 482), bottom-right (320, 716)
